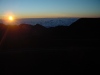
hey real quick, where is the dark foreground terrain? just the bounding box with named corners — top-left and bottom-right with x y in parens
top-left (0, 47), bottom-right (100, 75)
top-left (0, 18), bottom-right (100, 75)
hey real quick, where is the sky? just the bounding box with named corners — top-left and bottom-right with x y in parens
top-left (0, 0), bottom-right (100, 19)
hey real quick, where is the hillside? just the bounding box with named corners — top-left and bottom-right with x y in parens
top-left (0, 18), bottom-right (100, 75)
top-left (0, 18), bottom-right (100, 50)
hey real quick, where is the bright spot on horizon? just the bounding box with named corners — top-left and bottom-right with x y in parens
top-left (8, 16), bottom-right (14, 21)
top-left (2, 12), bottom-right (17, 25)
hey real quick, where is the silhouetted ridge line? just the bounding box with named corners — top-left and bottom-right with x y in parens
top-left (0, 18), bottom-right (100, 50)
top-left (68, 18), bottom-right (100, 39)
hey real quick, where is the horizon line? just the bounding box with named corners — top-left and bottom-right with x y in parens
top-left (0, 16), bottom-right (100, 19)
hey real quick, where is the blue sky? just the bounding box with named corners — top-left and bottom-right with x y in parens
top-left (0, 0), bottom-right (100, 18)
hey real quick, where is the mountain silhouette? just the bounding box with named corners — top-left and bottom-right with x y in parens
top-left (0, 18), bottom-right (100, 50)
top-left (68, 18), bottom-right (100, 39)
top-left (0, 18), bottom-right (100, 75)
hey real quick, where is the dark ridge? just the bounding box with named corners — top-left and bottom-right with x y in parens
top-left (68, 18), bottom-right (100, 39)
top-left (0, 18), bottom-right (100, 75)
top-left (0, 18), bottom-right (100, 50)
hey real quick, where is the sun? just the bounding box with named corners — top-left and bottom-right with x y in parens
top-left (8, 16), bottom-right (14, 21)
top-left (2, 12), bottom-right (16, 25)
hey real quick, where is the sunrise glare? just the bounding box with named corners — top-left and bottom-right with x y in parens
top-left (9, 16), bottom-right (14, 21)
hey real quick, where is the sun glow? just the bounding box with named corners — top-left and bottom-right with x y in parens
top-left (9, 16), bottom-right (14, 21)
top-left (2, 12), bottom-right (17, 25)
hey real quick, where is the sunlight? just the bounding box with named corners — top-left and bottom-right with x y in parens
top-left (6, 15), bottom-right (15, 25)
top-left (8, 16), bottom-right (14, 21)
top-left (9, 16), bottom-right (14, 21)
top-left (2, 12), bottom-right (17, 25)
